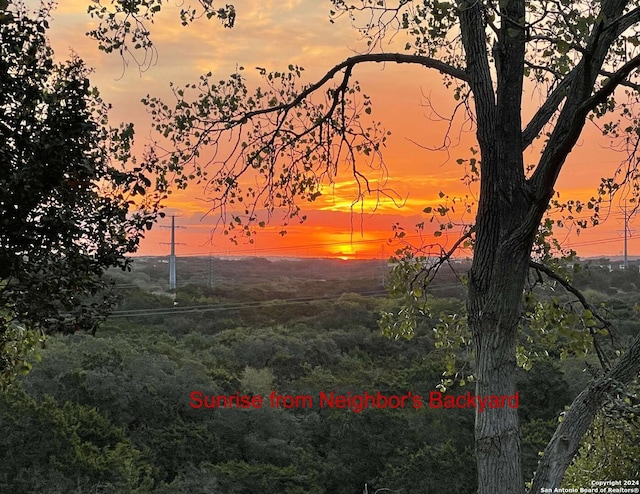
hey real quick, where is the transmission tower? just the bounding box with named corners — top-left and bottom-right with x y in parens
top-left (160, 215), bottom-right (186, 290)
top-left (619, 201), bottom-right (636, 269)
top-left (624, 202), bottom-right (629, 269)
top-left (614, 201), bottom-right (637, 269)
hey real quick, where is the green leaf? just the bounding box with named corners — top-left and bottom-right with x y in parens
top-left (556, 39), bottom-right (570, 54)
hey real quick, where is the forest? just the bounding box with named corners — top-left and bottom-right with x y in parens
top-left (1, 256), bottom-right (638, 493)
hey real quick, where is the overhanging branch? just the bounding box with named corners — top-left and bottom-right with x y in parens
top-left (529, 330), bottom-right (640, 493)
top-left (228, 53), bottom-right (468, 127)
top-left (529, 260), bottom-right (613, 369)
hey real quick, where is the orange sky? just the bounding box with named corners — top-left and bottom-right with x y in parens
top-left (34, 0), bottom-right (639, 260)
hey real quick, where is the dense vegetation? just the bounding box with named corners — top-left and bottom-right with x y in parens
top-left (1, 256), bottom-right (637, 492)
top-left (0, 0), bottom-right (163, 387)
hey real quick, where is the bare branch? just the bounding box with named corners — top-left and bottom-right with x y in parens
top-left (441, 228), bottom-right (474, 266)
top-left (579, 54), bottom-right (640, 113)
top-left (407, 227), bottom-right (475, 291)
top-left (609, 6), bottom-right (640, 37)
top-left (599, 69), bottom-right (640, 91)
top-left (522, 68), bottom-right (576, 150)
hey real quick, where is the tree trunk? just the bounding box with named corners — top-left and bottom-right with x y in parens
top-left (460, 0), bottom-right (533, 489)
top-left (468, 217), bottom-right (533, 494)
top-left (471, 307), bottom-right (524, 494)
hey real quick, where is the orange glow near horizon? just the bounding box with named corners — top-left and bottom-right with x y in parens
top-left (35, 1), bottom-right (640, 260)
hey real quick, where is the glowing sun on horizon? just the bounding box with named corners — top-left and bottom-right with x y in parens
top-left (334, 243), bottom-right (357, 260)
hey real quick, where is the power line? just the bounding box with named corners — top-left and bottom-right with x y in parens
top-left (567, 237), bottom-right (623, 247)
top-left (108, 290), bottom-right (389, 318)
top-left (108, 281), bottom-right (468, 319)
top-left (150, 224), bottom-right (636, 259)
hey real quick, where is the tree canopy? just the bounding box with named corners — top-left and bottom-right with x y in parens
top-left (133, 1), bottom-right (640, 492)
top-left (0, 1), bottom-right (164, 386)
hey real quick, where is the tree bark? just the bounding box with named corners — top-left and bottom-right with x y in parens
top-left (459, 0), bottom-right (532, 491)
top-left (469, 229), bottom-right (534, 494)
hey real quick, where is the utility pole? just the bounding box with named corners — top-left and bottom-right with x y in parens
top-left (380, 244), bottom-right (386, 287)
top-left (169, 215), bottom-right (177, 289)
top-left (208, 254), bottom-right (213, 289)
top-left (160, 215), bottom-right (186, 290)
top-left (618, 201), bottom-right (634, 270)
top-left (624, 201), bottom-right (629, 269)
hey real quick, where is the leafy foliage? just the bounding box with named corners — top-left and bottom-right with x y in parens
top-left (0, 1), bottom-right (165, 386)
top-left (87, 0), bottom-right (236, 72)
top-left (564, 411), bottom-right (640, 485)
top-left (142, 63), bottom-right (391, 239)
top-left (0, 386), bottom-right (153, 493)
top-left (3, 257), bottom-right (637, 492)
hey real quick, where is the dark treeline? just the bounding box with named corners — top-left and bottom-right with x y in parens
top-left (1, 257), bottom-right (638, 493)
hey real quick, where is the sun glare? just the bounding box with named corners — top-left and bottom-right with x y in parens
top-left (333, 243), bottom-right (357, 260)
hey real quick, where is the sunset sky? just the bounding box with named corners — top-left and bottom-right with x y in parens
top-left (33, 0), bottom-right (639, 260)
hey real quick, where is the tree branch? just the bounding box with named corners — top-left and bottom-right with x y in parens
top-left (456, 0), bottom-right (495, 136)
top-left (599, 69), bottom-right (640, 91)
top-left (406, 227), bottom-right (474, 293)
top-left (528, 0), bottom-right (633, 205)
top-left (529, 260), bottom-right (613, 369)
top-left (579, 54), bottom-right (640, 113)
top-left (522, 4), bottom-right (640, 150)
top-left (226, 53), bottom-right (467, 128)
top-left (528, 35), bottom-right (587, 54)
top-left (528, 261), bottom-right (607, 328)
top-left (522, 68), bottom-right (577, 150)
top-left (610, 6), bottom-right (640, 37)
top-left (529, 330), bottom-right (640, 493)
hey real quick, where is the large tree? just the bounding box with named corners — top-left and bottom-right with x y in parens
top-left (0, 1), bottom-right (164, 386)
top-left (63, 0), bottom-right (640, 491)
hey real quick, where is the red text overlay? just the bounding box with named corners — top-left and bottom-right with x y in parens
top-left (189, 390), bottom-right (520, 413)
top-left (428, 391), bottom-right (519, 413)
